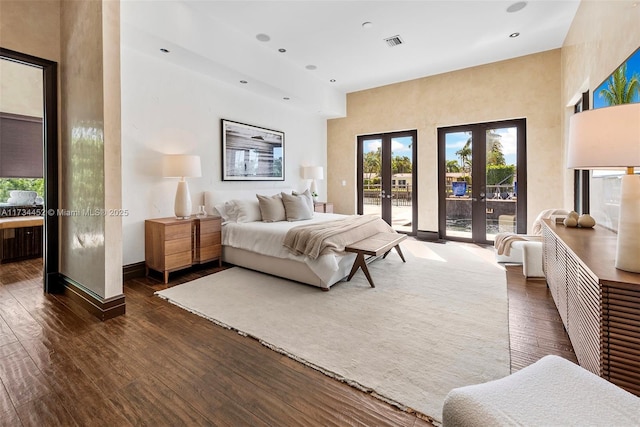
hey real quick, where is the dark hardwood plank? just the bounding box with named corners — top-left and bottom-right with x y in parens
top-left (0, 257), bottom-right (578, 427)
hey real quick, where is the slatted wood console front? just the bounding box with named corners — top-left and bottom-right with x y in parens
top-left (542, 218), bottom-right (640, 395)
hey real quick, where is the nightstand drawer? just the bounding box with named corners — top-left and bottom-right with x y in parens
top-left (199, 232), bottom-right (221, 247)
top-left (165, 251), bottom-right (192, 270)
top-left (200, 219), bottom-right (222, 234)
top-left (197, 245), bottom-right (222, 263)
top-left (164, 222), bottom-right (192, 240)
top-left (165, 237), bottom-right (192, 255)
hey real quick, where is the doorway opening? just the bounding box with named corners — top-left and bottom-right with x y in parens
top-left (0, 47), bottom-right (59, 292)
top-left (357, 130), bottom-right (417, 234)
top-left (438, 119), bottom-right (527, 244)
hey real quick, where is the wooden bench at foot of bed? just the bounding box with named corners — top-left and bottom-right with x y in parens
top-left (344, 232), bottom-right (407, 288)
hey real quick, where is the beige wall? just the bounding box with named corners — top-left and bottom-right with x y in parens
top-left (328, 50), bottom-right (563, 233)
top-left (0, 59), bottom-right (43, 117)
top-left (560, 0), bottom-right (640, 207)
top-left (0, 0), bottom-right (61, 62)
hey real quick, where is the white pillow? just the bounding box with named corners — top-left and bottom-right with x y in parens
top-left (281, 192), bottom-right (313, 221)
top-left (232, 199), bottom-right (262, 223)
top-left (292, 189), bottom-right (314, 214)
top-left (256, 193), bottom-right (286, 222)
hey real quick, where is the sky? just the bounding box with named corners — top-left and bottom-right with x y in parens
top-left (445, 128), bottom-right (517, 166)
top-left (593, 47), bottom-right (640, 109)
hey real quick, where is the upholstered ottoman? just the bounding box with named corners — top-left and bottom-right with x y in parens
top-left (442, 355), bottom-right (640, 426)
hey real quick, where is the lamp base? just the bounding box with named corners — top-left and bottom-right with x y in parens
top-left (174, 179), bottom-right (192, 219)
top-left (615, 174), bottom-right (640, 273)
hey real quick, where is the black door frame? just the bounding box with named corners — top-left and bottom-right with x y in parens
top-left (437, 119), bottom-right (527, 243)
top-left (1, 47), bottom-right (59, 292)
top-left (357, 129), bottom-right (418, 235)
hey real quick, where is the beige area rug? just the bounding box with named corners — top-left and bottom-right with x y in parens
top-left (156, 240), bottom-right (510, 424)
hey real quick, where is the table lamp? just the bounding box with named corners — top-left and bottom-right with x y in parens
top-left (567, 103), bottom-right (640, 273)
top-left (163, 154), bottom-right (202, 219)
top-left (303, 166), bottom-right (324, 198)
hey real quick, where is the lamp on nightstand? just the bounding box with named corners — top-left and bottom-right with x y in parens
top-left (163, 154), bottom-right (202, 219)
top-left (303, 166), bottom-right (324, 200)
top-left (568, 103), bottom-right (640, 273)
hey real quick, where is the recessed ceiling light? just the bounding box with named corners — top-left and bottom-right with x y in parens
top-left (160, 48), bottom-right (170, 53)
top-left (240, 80), bottom-right (248, 84)
top-left (256, 33), bottom-right (271, 42)
top-left (305, 65), bottom-right (317, 70)
top-left (362, 21), bottom-right (373, 29)
top-left (509, 32), bottom-right (520, 38)
top-left (506, 1), bottom-right (527, 13)
top-left (330, 79), bottom-right (336, 83)
top-left (278, 48), bottom-right (286, 53)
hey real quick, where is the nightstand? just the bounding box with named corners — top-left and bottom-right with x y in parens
top-left (145, 216), bottom-right (222, 283)
top-left (314, 202), bottom-right (333, 213)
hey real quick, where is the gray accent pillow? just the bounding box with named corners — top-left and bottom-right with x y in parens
top-left (256, 193), bottom-right (286, 222)
top-left (292, 189), bottom-right (314, 213)
top-left (281, 192), bottom-right (313, 221)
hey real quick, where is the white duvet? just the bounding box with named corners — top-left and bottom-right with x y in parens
top-left (222, 213), bottom-right (351, 283)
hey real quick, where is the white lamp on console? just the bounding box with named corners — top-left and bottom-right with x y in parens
top-left (163, 154), bottom-right (202, 219)
top-left (303, 166), bottom-right (324, 199)
top-left (568, 102), bottom-right (640, 273)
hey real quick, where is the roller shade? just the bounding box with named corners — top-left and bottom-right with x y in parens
top-left (0, 112), bottom-right (43, 178)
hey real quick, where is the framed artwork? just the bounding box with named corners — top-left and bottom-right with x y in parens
top-left (221, 119), bottom-right (284, 181)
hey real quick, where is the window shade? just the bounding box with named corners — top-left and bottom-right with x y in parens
top-left (0, 112), bottom-right (43, 178)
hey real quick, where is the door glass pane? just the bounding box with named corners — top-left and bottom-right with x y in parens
top-left (362, 138), bottom-right (382, 218)
top-left (391, 136), bottom-right (413, 232)
top-left (445, 131), bottom-right (472, 238)
top-left (486, 127), bottom-right (517, 240)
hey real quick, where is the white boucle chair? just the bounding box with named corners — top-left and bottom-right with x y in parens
top-left (494, 209), bottom-right (568, 278)
top-left (442, 355), bottom-right (640, 426)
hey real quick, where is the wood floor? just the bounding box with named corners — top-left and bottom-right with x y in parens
top-left (0, 254), bottom-right (576, 426)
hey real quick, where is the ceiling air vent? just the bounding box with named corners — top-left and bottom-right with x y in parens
top-left (384, 35), bottom-right (403, 47)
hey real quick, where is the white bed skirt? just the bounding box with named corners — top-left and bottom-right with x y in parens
top-left (222, 246), bottom-right (356, 290)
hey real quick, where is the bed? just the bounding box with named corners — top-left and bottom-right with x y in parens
top-left (203, 189), bottom-right (394, 290)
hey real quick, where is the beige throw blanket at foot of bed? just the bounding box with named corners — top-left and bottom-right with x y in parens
top-left (284, 214), bottom-right (394, 259)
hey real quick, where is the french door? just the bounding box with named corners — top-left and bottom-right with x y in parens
top-left (357, 130), bottom-right (417, 234)
top-left (438, 119), bottom-right (527, 243)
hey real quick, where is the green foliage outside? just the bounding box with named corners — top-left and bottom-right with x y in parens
top-left (598, 63), bottom-right (640, 106)
top-left (363, 148), bottom-right (412, 176)
top-left (487, 164), bottom-right (515, 186)
top-left (0, 178), bottom-right (44, 203)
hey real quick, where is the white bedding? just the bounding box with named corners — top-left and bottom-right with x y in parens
top-left (222, 213), bottom-right (350, 284)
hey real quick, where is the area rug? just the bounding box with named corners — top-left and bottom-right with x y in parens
top-left (156, 241), bottom-right (510, 424)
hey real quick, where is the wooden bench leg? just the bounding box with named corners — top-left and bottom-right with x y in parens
top-left (383, 244), bottom-right (406, 262)
top-left (346, 253), bottom-right (376, 288)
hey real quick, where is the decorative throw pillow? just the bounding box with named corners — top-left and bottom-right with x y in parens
top-left (256, 193), bottom-right (286, 222)
top-left (281, 192), bottom-right (313, 221)
top-left (232, 199), bottom-right (262, 223)
top-left (292, 189), bottom-right (314, 214)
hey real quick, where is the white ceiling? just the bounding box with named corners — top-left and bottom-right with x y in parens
top-left (121, 0), bottom-right (580, 117)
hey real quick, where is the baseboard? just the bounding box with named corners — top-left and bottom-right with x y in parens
top-left (123, 261), bottom-right (146, 281)
top-left (58, 274), bottom-right (126, 321)
top-left (416, 230), bottom-right (439, 241)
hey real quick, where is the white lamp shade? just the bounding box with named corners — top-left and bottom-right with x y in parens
top-left (163, 155), bottom-right (202, 178)
top-left (303, 166), bottom-right (324, 180)
top-left (568, 103), bottom-right (640, 169)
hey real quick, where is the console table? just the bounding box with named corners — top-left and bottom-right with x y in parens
top-left (542, 219), bottom-right (640, 396)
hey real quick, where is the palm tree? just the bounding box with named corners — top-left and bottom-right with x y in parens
top-left (599, 63), bottom-right (640, 106)
top-left (446, 160), bottom-right (461, 173)
top-left (486, 130), bottom-right (506, 165)
top-left (455, 138), bottom-right (472, 175)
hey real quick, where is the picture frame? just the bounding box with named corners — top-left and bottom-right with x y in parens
top-left (221, 119), bottom-right (285, 181)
